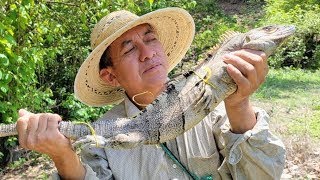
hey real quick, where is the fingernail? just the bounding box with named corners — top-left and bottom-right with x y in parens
top-left (223, 54), bottom-right (232, 62)
top-left (18, 109), bottom-right (30, 116)
top-left (18, 109), bottom-right (26, 116)
top-left (223, 54), bottom-right (232, 59)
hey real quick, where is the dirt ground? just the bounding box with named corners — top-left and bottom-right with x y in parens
top-left (0, 155), bottom-right (55, 179)
top-left (253, 100), bottom-right (320, 179)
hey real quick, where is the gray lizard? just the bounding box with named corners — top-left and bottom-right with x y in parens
top-left (0, 25), bottom-right (295, 149)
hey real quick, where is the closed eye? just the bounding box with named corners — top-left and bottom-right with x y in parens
top-left (144, 33), bottom-right (157, 42)
top-left (124, 46), bottom-right (135, 55)
top-left (146, 37), bottom-right (156, 42)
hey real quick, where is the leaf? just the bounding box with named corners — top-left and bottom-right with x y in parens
top-left (0, 38), bottom-right (9, 46)
top-left (4, 34), bottom-right (16, 45)
top-left (0, 70), bottom-right (2, 80)
top-left (17, 56), bottom-right (23, 63)
top-left (0, 85), bottom-right (8, 94)
top-left (10, 4), bottom-right (17, 10)
top-left (148, 0), bottom-right (154, 5)
top-left (22, 0), bottom-right (32, 6)
top-left (0, 22), bottom-right (5, 31)
top-left (0, 54), bottom-right (9, 66)
top-left (5, 47), bottom-right (13, 57)
top-left (7, 29), bottom-right (14, 36)
top-left (3, 73), bottom-right (13, 84)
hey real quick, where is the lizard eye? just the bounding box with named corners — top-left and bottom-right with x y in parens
top-left (245, 36), bottom-right (251, 43)
top-left (263, 26), bottom-right (277, 33)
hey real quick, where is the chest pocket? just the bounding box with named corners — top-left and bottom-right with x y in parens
top-left (173, 117), bottom-right (222, 178)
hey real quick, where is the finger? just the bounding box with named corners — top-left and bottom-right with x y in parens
top-left (47, 114), bottom-right (70, 146)
top-left (37, 114), bottom-right (48, 134)
top-left (232, 50), bottom-right (268, 84)
top-left (35, 114), bottom-right (51, 152)
top-left (226, 63), bottom-right (250, 88)
top-left (18, 109), bottom-right (32, 118)
top-left (16, 117), bottom-right (28, 148)
top-left (26, 114), bottom-right (40, 149)
top-left (46, 114), bottom-right (62, 134)
top-left (232, 50), bottom-right (268, 72)
top-left (233, 49), bottom-right (267, 65)
top-left (223, 53), bottom-right (257, 82)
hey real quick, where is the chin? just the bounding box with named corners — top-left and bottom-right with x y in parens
top-left (145, 76), bottom-right (167, 89)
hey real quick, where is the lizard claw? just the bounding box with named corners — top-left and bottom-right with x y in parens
top-left (194, 84), bottom-right (213, 113)
top-left (72, 135), bottom-right (107, 149)
top-left (103, 133), bottom-right (144, 149)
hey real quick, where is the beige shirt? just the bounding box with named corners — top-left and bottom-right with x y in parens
top-left (52, 96), bottom-right (285, 180)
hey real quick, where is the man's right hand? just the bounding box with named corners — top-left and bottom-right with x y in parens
top-left (16, 109), bottom-right (85, 179)
top-left (16, 109), bottom-right (72, 157)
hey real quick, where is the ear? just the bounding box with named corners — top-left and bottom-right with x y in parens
top-left (100, 68), bottom-right (120, 87)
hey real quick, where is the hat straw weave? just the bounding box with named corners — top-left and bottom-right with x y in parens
top-left (74, 7), bottom-right (195, 106)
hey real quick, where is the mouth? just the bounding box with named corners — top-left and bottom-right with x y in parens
top-left (144, 64), bottom-right (161, 73)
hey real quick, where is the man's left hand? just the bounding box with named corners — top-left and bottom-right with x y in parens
top-left (223, 49), bottom-right (268, 106)
top-left (222, 49), bottom-right (268, 133)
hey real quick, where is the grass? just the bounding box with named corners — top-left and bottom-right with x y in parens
top-left (252, 68), bottom-right (320, 138)
top-left (251, 68), bottom-right (320, 178)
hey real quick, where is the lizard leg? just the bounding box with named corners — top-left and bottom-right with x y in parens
top-left (103, 132), bottom-right (146, 149)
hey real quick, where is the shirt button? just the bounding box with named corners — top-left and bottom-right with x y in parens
top-left (172, 164), bottom-right (177, 169)
top-left (230, 157), bottom-right (235, 164)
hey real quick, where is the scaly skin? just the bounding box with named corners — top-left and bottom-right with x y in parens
top-left (0, 25), bottom-right (295, 149)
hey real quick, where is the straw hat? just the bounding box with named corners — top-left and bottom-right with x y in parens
top-left (74, 7), bottom-right (195, 106)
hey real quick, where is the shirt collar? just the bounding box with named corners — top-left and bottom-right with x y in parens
top-left (124, 95), bottom-right (141, 117)
top-left (123, 78), bottom-right (170, 117)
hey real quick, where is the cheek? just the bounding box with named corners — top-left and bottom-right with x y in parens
top-left (161, 54), bottom-right (169, 71)
top-left (156, 45), bottom-right (169, 67)
top-left (118, 62), bottom-right (142, 80)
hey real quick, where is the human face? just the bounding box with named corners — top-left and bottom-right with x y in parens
top-left (108, 24), bottom-right (169, 98)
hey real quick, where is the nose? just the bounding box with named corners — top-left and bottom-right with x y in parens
top-left (139, 43), bottom-right (155, 62)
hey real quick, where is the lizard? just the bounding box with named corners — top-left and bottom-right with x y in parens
top-left (0, 24), bottom-right (295, 149)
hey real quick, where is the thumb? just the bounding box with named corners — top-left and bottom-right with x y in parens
top-left (18, 109), bottom-right (31, 117)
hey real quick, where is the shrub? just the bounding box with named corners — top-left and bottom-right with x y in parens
top-left (261, 0), bottom-right (320, 69)
top-left (0, 0), bottom-right (55, 125)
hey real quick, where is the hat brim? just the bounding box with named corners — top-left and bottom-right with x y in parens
top-left (74, 7), bottom-right (195, 106)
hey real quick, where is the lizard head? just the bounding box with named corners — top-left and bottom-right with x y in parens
top-left (243, 25), bottom-right (296, 56)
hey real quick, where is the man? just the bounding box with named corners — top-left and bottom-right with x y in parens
top-left (17, 7), bottom-right (285, 179)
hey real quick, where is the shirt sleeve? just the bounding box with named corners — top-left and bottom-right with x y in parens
top-left (212, 106), bottom-right (286, 180)
top-left (50, 164), bottom-right (102, 180)
top-left (80, 145), bottom-right (114, 180)
top-left (50, 145), bottom-right (113, 180)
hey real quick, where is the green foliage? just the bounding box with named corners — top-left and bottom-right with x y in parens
top-left (5, 136), bottom-right (18, 148)
top-left (261, 0), bottom-right (320, 69)
top-left (0, 0), bottom-right (55, 124)
top-left (0, 151), bottom-right (3, 162)
top-left (8, 157), bottom-right (27, 169)
top-left (1, 0), bottom-right (243, 125)
top-left (61, 93), bottom-right (113, 122)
